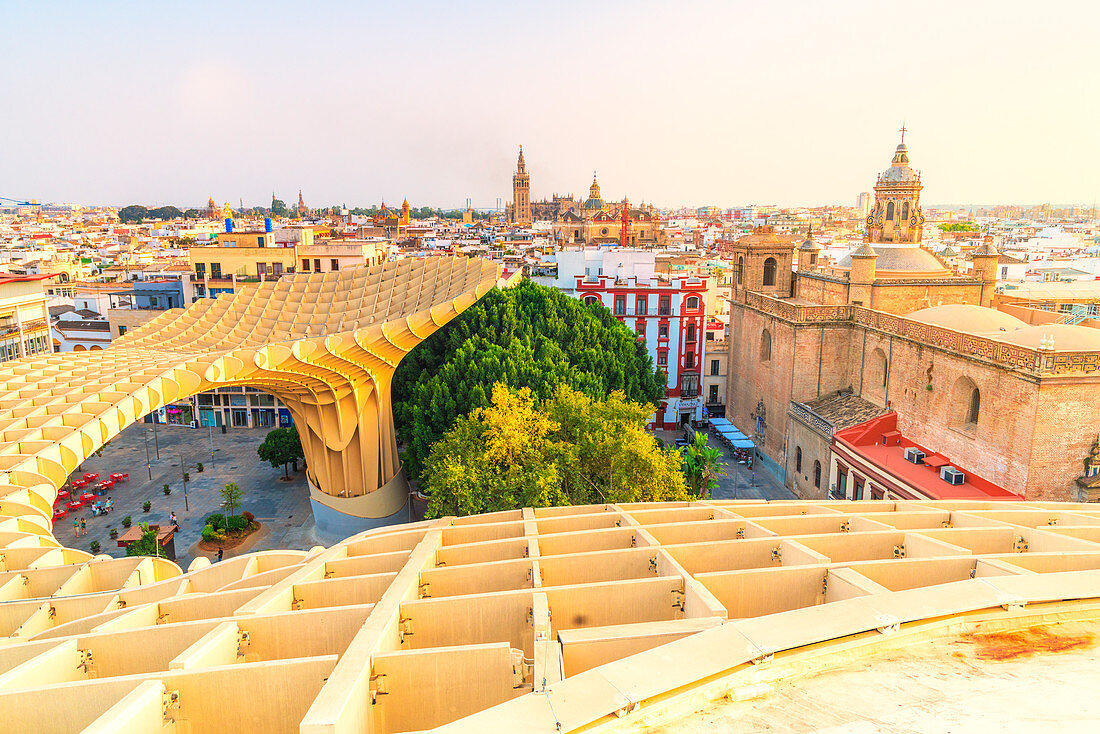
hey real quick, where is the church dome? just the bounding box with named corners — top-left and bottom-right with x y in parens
top-left (878, 143), bottom-right (921, 184)
top-left (835, 245), bottom-right (948, 274)
top-left (583, 173), bottom-right (605, 211)
top-left (906, 304), bottom-right (1028, 334)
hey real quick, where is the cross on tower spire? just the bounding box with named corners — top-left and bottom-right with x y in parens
top-left (899, 122), bottom-right (907, 144)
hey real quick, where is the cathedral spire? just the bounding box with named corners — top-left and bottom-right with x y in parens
top-left (517, 145), bottom-right (525, 174)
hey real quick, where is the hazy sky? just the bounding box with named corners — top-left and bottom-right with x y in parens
top-left (2, 1), bottom-right (1097, 209)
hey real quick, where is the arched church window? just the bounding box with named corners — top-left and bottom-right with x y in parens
top-left (583, 296), bottom-right (598, 306)
top-left (901, 201), bottom-right (909, 220)
top-left (737, 257), bottom-right (744, 285)
top-left (949, 376), bottom-right (981, 432)
top-left (763, 257), bottom-right (777, 287)
top-left (685, 296), bottom-right (699, 310)
top-left (886, 201), bottom-right (895, 220)
top-left (760, 329), bottom-right (772, 362)
top-left (968, 387), bottom-right (981, 425)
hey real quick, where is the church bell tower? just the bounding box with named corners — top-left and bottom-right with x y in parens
top-left (511, 146), bottom-right (532, 226)
top-left (866, 126), bottom-right (925, 245)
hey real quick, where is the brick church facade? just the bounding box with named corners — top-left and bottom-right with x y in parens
top-left (726, 135), bottom-right (1100, 502)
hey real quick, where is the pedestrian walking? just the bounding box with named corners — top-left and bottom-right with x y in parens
top-left (170, 511), bottom-right (177, 527)
top-left (217, 547), bottom-right (223, 563)
top-left (79, 518), bottom-right (87, 536)
top-left (73, 518), bottom-right (79, 537)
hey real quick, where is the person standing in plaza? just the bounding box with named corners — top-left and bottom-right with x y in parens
top-left (73, 517), bottom-right (79, 537)
top-left (79, 517), bottom-right (86, 536)
top-left (217, 547), bottom-right (223, 563)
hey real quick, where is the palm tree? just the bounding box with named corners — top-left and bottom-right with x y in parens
top-left (682, 431), bottom-right (727, 498)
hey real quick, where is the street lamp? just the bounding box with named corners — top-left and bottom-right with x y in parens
top-left (143, 427), bottom-right (152, 481)
top-left (180, 452), bottom-right (190, 512)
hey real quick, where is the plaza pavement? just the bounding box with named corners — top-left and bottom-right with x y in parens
top-left (63, 421), bottom-right (317, 568)
top-left (66, 421), bottom-right (792, 569)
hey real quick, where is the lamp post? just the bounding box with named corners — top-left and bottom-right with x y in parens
top-left (180, 452), bottom-right (190, 512)
top-left (143, 427), bottom-right (152, 481)
top-left (152, 413), bottom-right (160, 459)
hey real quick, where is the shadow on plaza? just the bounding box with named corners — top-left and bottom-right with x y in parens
top-left (69, 421), bottom-right (318, 569)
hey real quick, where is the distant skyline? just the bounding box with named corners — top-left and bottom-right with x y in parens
top-left (2, 1), bottom-right (1097, 209)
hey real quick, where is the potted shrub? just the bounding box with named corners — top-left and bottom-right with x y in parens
top-left (196, 462), bottom-right (204, 473)
top-left (109, 528), bottom-right (119, 539)
top-left (183, 472), bottom-right (190, 483)
top-left (142, 500), bottom-right (151, 512)
top-left (90, 540), bottom-right (101, 554)
top-left (121, 515), bottom-right (132, 528)
top-left (163, 484), bottom-right (171, 496)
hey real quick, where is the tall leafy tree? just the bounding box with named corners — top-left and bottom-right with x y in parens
top-left (394, 280), bottom-right (666, 481)
top-left (423, 384), bottom-right (565, 517)
top-left (547, 386), bottom-right (688, 505)
top-left (257, 427), bottom-right (304, 479)
top-left (422, 383), bottom-right (688, 517)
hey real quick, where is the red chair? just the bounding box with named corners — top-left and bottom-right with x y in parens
top-left (53, 508), bottom-right (68, 520)
top-left (110, 473), bottom-right (128, 482)
top-left (56, 490), bottom-right (70, 501)
top-left (67, 501), bottom-right (84, 511)
top-left (82, 473), bottom-right (98, 482)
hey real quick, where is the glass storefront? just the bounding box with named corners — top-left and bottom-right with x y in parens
top-left (165, 404), bottom-right (194, 425)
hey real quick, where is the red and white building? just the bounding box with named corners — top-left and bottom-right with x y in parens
top-left (556, 248), bottom-right (708, 430)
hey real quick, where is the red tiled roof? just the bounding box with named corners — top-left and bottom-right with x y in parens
top-left (0, 273), bottom-right (55, 284)
top-left (833, 413), bottom-right (1022, 501)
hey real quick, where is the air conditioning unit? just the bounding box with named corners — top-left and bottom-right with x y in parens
top-left (904, 447), bottom-right (926, 464)
top-left (941, 467), bottom-right (965, 485)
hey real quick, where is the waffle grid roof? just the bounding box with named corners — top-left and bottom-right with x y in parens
top-left (1, 498), bottom-right (1100, 732)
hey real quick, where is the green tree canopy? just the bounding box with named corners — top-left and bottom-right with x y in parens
top-left (117, 205), bottom-right (148, 223)
top-left (394, 280), bottom-right (667, 481)
top-left (257, 427), bottom-right (304, 479)
top-left (938, 222), bottom-right (978, 232)
top-left (422, 383), bottom-right (688, 518)
top-left (117, 205), bottom-right (183, 222)
top-left (547, 385), bottom-right (688, 505)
